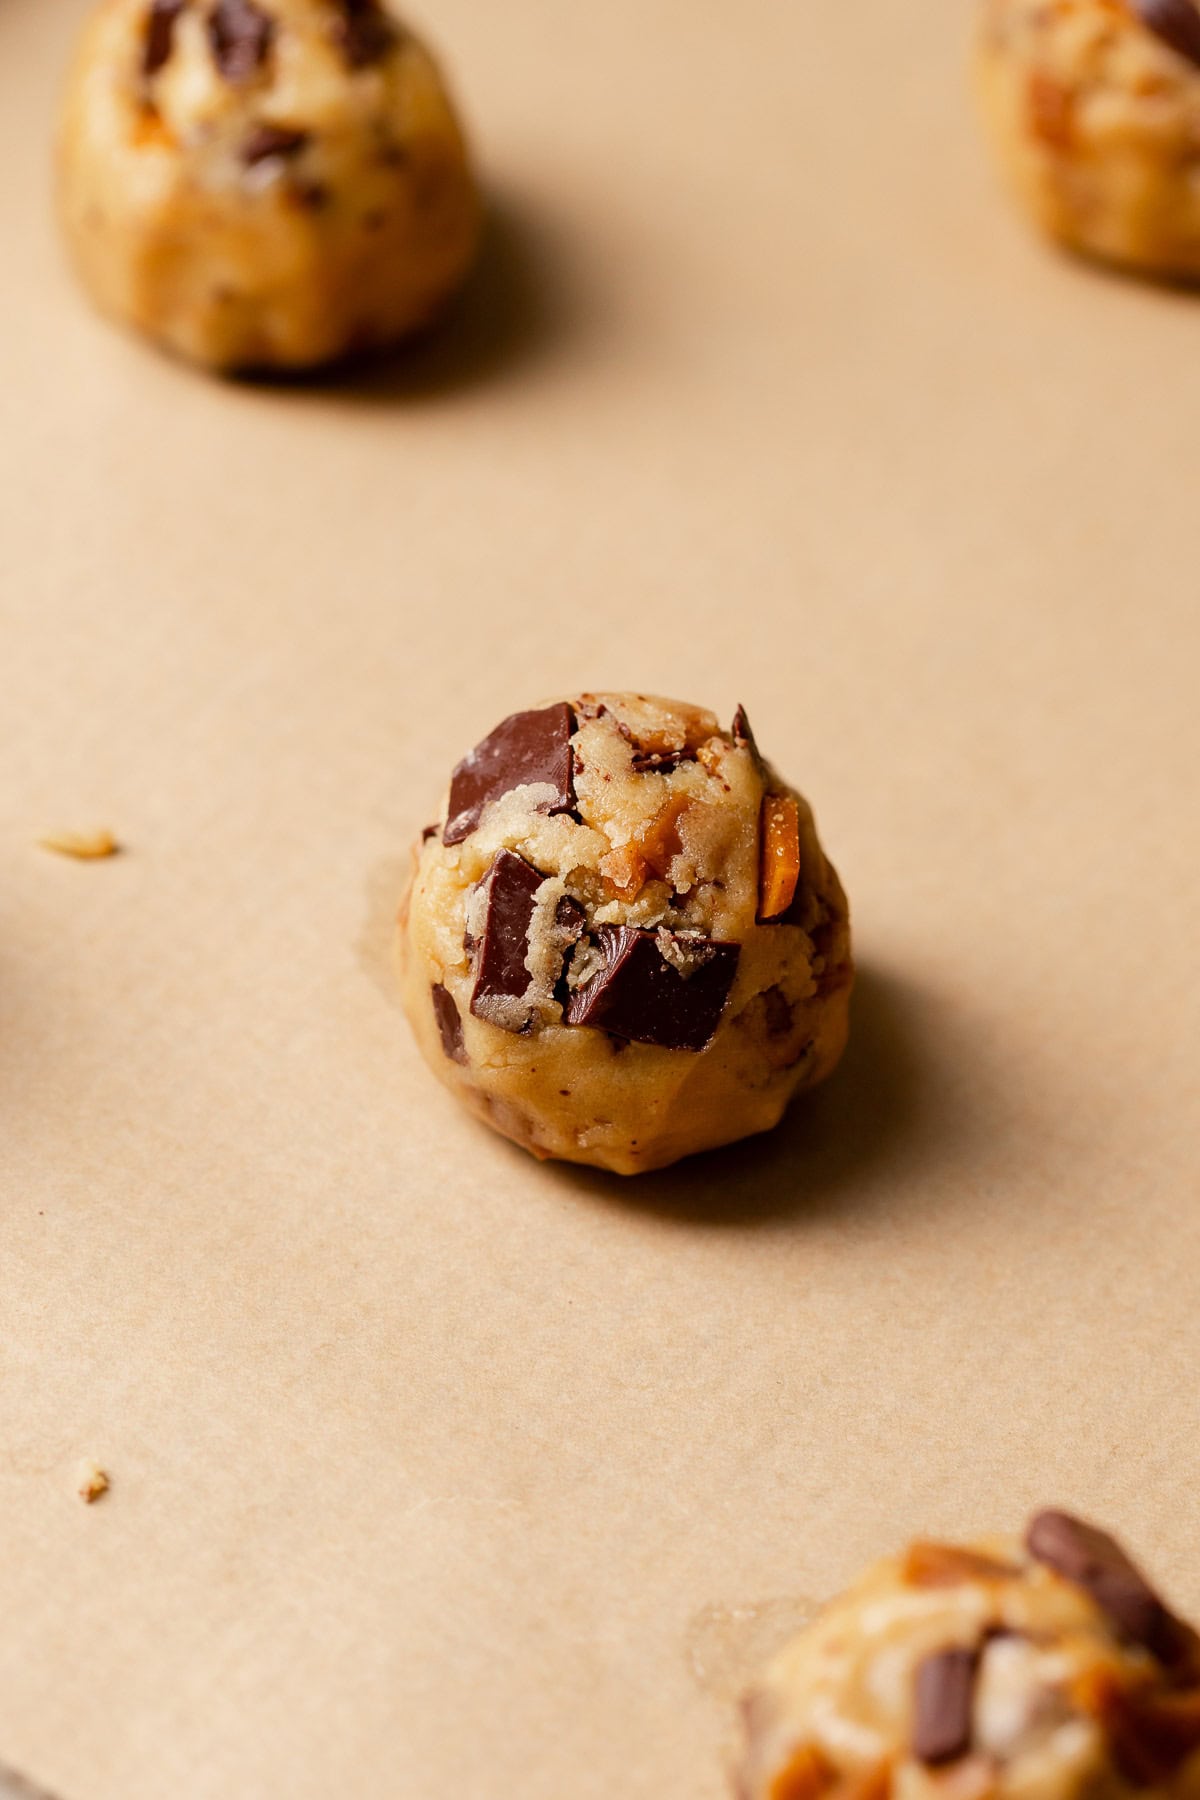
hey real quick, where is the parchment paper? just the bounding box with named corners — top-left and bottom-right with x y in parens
top-left (3, 1), bottom-right (1199, 1796)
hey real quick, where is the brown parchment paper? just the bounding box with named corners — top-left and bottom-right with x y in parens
top-left (3, 1), bottom-right (1200, 1796)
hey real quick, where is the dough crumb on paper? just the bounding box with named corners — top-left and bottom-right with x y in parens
top-left (76, 1459), bottom-right (109, 1503)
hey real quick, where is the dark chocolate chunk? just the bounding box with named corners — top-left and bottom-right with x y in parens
top-left (144, 0), bottom-right (186, 76)
top-left (421, 824), bottom-right (438, 842)
top-left (330, 0), bottom-right (397, 68)
top-left (551, 896), bottom-right (587, 1012)
top-left (1026, 1511), bottom-right (1186, 1663)
top-left (208, 0), bottom-right (274, 83)
top-left (555, 895), bottom-right (586, 939)
top-left (565, 927), bottom-right (739, 1052)
top-left (912, 1647), bottom-right (979, 1765)
top-left (631, 748), bottom-right (694, 775)
top-left (242, 123), bottom-right (310, 164)
top-left (444, 704), bottom-right (576, 846)
top-left (1130, 0), bottom-right (1200, 69)
top-left (469, 850), bottom-right (544, 1019)
top-left (731, 704), bottom-right (758, 751)
top-left (431, 983), bottom-right (466, 1064)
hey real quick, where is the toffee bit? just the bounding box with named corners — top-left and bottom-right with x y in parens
top-left (758, 793), bottom-right (801, 922)
top-left (38, 829), bottom-right (120, 861)
top-left (904, 1542), bottom-right (1019, 1588)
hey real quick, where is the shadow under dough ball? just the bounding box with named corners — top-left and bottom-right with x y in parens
top-left (738, 1508), bottom-right (1200, 1800)
top-left (977, 0), bottom-right (1200, 281)
top-left (398, 694), bottom-right (853, 1176)
top-left (58, 0), bottom-right (480, 371)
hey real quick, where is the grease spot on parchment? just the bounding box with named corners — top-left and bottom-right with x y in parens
top-left (357, 853), bottom-right (411, 1011)
top-left (686, 1595), bottom-right (819, 1704)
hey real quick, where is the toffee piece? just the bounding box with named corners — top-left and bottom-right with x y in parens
top-left (59, 0), bottom-right (479, 371)
top-left (738, 1512), bottom-right (1200, 1800)
top-left (399, 692), bottom-right (852, 1173)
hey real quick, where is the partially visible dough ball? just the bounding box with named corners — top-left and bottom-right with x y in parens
top-left (977, 0), bottom-right (1200, 281)
top-left (738, 1510), bottom-right (1200, 1800)
top-left (398, 694), bottom-right (852, 1176)
top-left (58, 0), bottom-right (480, 370)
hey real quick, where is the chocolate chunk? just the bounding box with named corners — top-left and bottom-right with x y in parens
top-left (1130, 0), bottom-right (1200, 69)
top-left (565, 926), bottom-right (739, 1052)
top-left (631, 748), bottom-right (694, 775)
top-left (1026, 1511), bottom-right (1186, 1663)
top-left (330, 0), bottom-right (396, 68)
top-left (431, 982), bottom-right (466, 1064)
top-left (208, 0), bottom-right (274, 82)
top-left (469, 850), bottom-right (544, 1019)
top-left (421, 824), bottom-right (438, 842)
top-left (144, 0), bottom-right (186, 76)
top-left (242, 123), bottom-right (309, 165)
top-left (444, 704), bottom-right (576, 846)
top-left (555, 895), bottom-right (586, 939)
top-left (913, 1647), bottom-right (979, 1765)
top-left (731, 704), bottom-right (758, 751)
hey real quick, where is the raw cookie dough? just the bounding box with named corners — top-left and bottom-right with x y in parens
top-left (58, 0), bottom-right (480, 370)
top-left (977, 0), bottom-right (1200, 281)
top-left (398, 694), bottom-right (852, 1176)
top-left (738, 1510), bottom-right (1200, 1800)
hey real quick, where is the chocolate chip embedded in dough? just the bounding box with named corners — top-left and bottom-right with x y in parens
top-left (555, 895), bottom-right (586, 939)
top-left (565, 926), bottom-right (739, 1052)
top-left (469, 850), bottom-right (544, 1020)
top-left (330, 0), bottom-right (397, 68)
top-left (443, 704), bottom-right (576, 846)
top-left (144, 0), bottom-right (186, 76)
top-left (431, 982), bottom-right (467, 1063)
top-left (912, 1647), bottom-right (979, 1765)
top-left (208, 0), bottom-right (274, 83)
top-left (630, 748), bottom-right (694, 775)
top-left (1026, 1511), bottom-right (1186, 1663)
top-left (1129, 0), bottom-right (1200, 69)
top-left (731, 704), bottom-right (758, 750)
top-left (242, 123), bottom-right (310, 165)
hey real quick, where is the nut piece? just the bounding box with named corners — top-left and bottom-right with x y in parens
top-left (39, 829), bottom-right (120, 860)
top-left (76, 1459), bottom-right (110, 1503)
top-left (758, 795), bottom-right (801, 921)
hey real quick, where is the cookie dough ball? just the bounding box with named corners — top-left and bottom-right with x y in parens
top-left (58, 0), bottom-right (480, 370)
top-left (977, 0), bottom-right (1200, 281)
top-left (738, 1510), bottom-right (1200, 1800)
top-left (398, 694), bottom-right (852, 1176)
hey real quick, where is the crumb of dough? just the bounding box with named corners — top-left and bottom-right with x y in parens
top-left (76, 1459), bottom-right (110, 1503)
top-left (38, 829), bottom-right (120, 860)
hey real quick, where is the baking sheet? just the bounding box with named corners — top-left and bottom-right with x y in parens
top-left (3, 1), bottom-right (1200, 1796)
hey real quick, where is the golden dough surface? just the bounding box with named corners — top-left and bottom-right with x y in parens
top-left (398, 694), bottom-right (852, 1176)
top-left (58, 0), bottom-right (479, 369)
